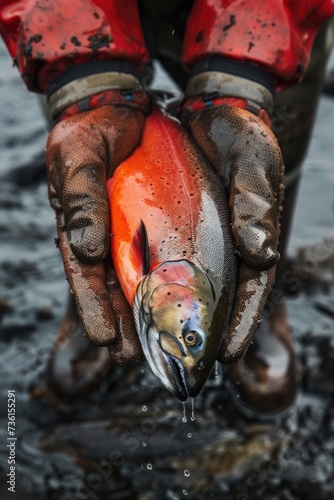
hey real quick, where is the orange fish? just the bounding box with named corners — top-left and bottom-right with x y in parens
top-left (107, 107), bottom-right (237, 401)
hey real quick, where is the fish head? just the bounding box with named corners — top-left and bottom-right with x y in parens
top-left (133, 260), bottom-right (231, 401)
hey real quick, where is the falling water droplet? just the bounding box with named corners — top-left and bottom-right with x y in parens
top-left (141, 369), bottom-right (145, 374)
top-left (214, 361), bottom-right (219, 379)
top-left (187, 433), bottom-right (192, 438)
top-left (142, 405), bottom-right (147, 412)
top-left (182, 489), bottom-right (188, 496)
top-left (182, 402), bottom-right (187, 423)
top-left (142, 441), bottom-right (147, 447)
top-left (190, 397), bottom-right (196, 421)
top-left (184, 470), bottom-right (190, 477)
top-left (147, 463), bottom-right (152, 470)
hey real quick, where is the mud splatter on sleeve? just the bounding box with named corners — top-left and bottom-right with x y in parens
top-left (0, 0), bottom-right (148, 92)
top-left (182, 0), bottom-right (334, 90)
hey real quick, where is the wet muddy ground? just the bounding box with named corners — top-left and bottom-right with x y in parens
top-left (0, 40), bottom-right (334, 499)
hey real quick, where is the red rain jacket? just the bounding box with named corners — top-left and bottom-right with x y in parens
top-left (0, 0), bottom-right (333, 93)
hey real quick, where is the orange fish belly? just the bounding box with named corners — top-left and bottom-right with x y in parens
top-left (107, 108), bottom-right (232, 305)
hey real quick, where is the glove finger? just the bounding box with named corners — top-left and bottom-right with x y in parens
top-left (56, 211), bottom-right (118, 346)
top-left (189, 106), bottom-right (284, 270)
top-left (47, 116), bottom-right (109, 263)
top-left (106, 265), bottom-right (144, 366)
top-left (229, 115), bottom-right (284, 269)
top-left (218, 264), bottom-right (276, 364)
top-left (61, 169), bottom-right (110, 263)
top-left (48, 179), bottom-right (62, 213)
top-left (46, 107), bottom-right (146, 264)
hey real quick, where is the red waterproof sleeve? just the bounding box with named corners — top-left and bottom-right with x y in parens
top-left (182, 0), bottom-right (334, 90)
top-left (0, 0), bottom-right (148, 93)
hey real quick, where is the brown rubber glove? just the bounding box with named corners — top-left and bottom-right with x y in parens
top-left (187, 103), bottom-right (284, 364)
top-left (46, 104), bottom-right (146, 365)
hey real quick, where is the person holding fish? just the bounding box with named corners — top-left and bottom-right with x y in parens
top-left (1, 0), bottom-right (333, 416)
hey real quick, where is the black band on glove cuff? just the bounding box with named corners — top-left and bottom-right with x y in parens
top-left (190, 57), bottom-right (276, 96)
top-left (48, 60), bottom-right (139, 99)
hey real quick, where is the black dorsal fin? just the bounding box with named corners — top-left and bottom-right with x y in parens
top-left (131, 220), bottom-right (150, 275)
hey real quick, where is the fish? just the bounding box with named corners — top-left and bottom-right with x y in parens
top-left (107, 107), bottom-right (237, 401)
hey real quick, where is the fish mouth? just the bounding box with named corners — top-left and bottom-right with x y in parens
top-left (164, 353), bottom-right (189, 402)
top-left (133, 297), bottom-right (190, 401)
top-left (158, 331), bottom-right (207, 401)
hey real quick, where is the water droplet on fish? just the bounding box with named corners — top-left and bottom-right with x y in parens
top-left (182, 489), bottom-right (188, 496)
top-left (184, 470), bottom-right (190, 477)
top-left (147, 463), bottom-right (152, 470)
top-left (70, 255), bottom-right (75, 261)
top-left (187, 433), bottom-right (192, 438)
top-left (190, 397), bottom-right (196, 421)
top-left (182, 402), bottom-right (187, 423)
top-left (214, 361), bottom-right (219, 379)
top-left (142, 441), bottom-right (147, 447)
top-left (142, 405), bottom-right (147, 412)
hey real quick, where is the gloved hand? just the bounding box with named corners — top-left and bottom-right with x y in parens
top-left (46, 101), bottom-right (146, 365)
top-left (184, 97), bottom-right (284, 364)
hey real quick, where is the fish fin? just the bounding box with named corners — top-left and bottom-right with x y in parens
top-left (131, 220), bottom-right (150, 275)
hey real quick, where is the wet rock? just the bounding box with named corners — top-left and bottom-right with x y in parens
top-left (5, 151), bottom-right (47, 187)
top-left (35, 306), bottom-right (54, 321)
top-left (1, 323), bottom-right (36, 341)
top-left (0, 296), bottom-right (13, 314)
top-left (289, 239), bottom-right (334, 291)
top-left (313, 296), bottom-right (334, 318)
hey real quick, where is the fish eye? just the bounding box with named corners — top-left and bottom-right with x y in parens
top-left (184, 330), bottom-right (199, 346)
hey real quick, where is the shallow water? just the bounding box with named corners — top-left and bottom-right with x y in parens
top-left (0, 40), bottom-right (334, 499)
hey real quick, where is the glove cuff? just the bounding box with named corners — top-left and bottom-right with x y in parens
top-left (185, 57), bottom-right (275, 115)
top-left (54, 88), bottom-right (150, 124)
top-left (47, 60), bottom-right (147, 122)
top-left (180, 95), bottom-right (271, 129)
